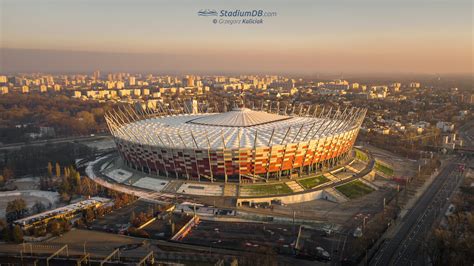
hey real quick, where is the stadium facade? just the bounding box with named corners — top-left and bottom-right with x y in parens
top-left (105, 103), bottom-right (366, 183)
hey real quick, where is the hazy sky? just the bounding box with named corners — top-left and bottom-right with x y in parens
top-left (1, 0), bottom-right (472, 74)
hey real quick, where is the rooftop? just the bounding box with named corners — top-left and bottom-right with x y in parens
top-left (187, 108), bottom-right (290, 127)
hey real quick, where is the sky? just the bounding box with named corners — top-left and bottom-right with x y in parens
top-left (0, 0), bottom-right (472, 74)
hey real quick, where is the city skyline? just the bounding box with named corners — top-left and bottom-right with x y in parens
top-left (1, 0), bottom-right (473, 74)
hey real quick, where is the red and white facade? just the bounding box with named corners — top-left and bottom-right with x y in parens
top-left (105, 104), bottom-right (366, 183)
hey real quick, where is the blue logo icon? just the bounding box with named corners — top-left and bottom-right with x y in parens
top-left (198, 9), bottom-right (218, 16)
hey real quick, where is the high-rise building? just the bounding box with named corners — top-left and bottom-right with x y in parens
top-left (184, 76), bottom-right (195, 87)
top-left (93, 70), bottom-right (101, 80)
top-left (409, 82), bottom-right (421, 88)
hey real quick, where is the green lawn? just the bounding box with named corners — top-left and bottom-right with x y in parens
top-left (335, 180), bottom-right (374, 199)
top-left (298, 175), bottom-right (330, 189)
top-left (355, 149), bottom-right (368, 161)
top-left (375, 161), bottom-right (394, 176)
top-left (242, 183), bottom-right (293, 196)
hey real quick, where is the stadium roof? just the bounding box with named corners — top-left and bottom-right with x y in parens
top-left (106, 104), bottom-right (366, 150)
top-left (188, 108), bottom-right (290, 127)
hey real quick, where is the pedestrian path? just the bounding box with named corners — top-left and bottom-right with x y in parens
top-left (285, 181), bottom-right (304, 192)
top-left (223, 183), bottom-right (238, 197)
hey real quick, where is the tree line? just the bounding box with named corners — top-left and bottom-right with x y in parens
top-left (0, 142), bottom-right (96, 177)
top-left (0, 93), bottom-right (114, 143)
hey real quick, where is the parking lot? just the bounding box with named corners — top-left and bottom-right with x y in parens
top-left (296, 226), bottom-right (350, 262)
top-left (182, 220), bottom-right (297, 254)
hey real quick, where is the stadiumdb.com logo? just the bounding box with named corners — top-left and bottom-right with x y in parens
top-left (197, 8), bottom-right (277, 25)
top-left (197, 9), bottom-right (218, 16)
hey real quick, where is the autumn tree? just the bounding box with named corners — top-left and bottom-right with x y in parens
top-left (47, 162), bottom-right (53, 177)
top-left (12, 225), bottom-right (23, 243)
top-left (2, 167), bottom-right (14, 181)
top-left (64, 167), bottom-right (69, 178)
top-left (55, 162), bottom-right (61, 177)
top-left (74, 171), bottom-right (81, 186)
top-left (85, 208), bottom-right (95, 223)
top-left (47, 220), bottom-right (61, 236)
top-left (60, 192), bottom-right (71, 203)
top-left (6, 198), bottom-right (28, 223)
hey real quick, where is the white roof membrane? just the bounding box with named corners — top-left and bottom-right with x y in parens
top-left (115, 109), bottom-right (356, 149)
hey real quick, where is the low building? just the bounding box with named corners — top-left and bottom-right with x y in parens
top-left (13, 197), bottom-right (111, 231)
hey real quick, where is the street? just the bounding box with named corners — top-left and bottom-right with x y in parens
top-left (0, 134), bottom-right (112, 151)
top-left (370, 158), bottom-right (465, 265)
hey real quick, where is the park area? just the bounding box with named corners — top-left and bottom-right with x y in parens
top-left (298, 175), bottom-right (330, 189)
top-left (240, 183), bottom-right (292, 197)
top-left (375, 161), bottom-right (394, 176)
top-left (354, 149), bottom-right (369, 162)
top-left (335, 180), bottom-right (374, 199)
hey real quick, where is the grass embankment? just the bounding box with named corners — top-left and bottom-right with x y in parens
top-left (241, 183), bottom-right (293, 196)
top-left (335, 180), bottom-right (374, 199)
top-left (298, 175), bottom-right (330, 189)
top-left (355, 149), bottom-right (369, 161)
top-left (375, 161), bottom-right (394, 176)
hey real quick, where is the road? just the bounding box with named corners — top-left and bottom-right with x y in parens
top-left (370, 158), bottom-right (464, 265)
top-left (0, 134), bottom-right (112, 151)
top-left (458, 120), bottom-right (474, 146)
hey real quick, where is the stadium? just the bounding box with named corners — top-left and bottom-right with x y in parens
top-left (104, 101), bottom-right (367, 185)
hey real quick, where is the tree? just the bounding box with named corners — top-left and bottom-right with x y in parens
top-left (75, 171), bottom-right (80, 183)
top-left (85, 208), bottom-right (95, 223)
top-left (60, 192), bottom-right (71, 203)
top-left (80, 178), bottom-right (92, 196)
top-left (12, 225), bottom-right (23, 243)
top-left (33, 226), bottom-right (46, 237)
top-left (96, 207), bottom-right (105, 217)
top-left (47, 162), bottom-right (53, 177)
top-left (47, 220), bottom-right (61, 236)
top-left (2, 167), bottom-right (14, 181)
top-left (60, 175), bottom-right (71, 193)
top-left (64, 167), bottom-right (69, 178)
top-left (55, 162), bottom-right (61, 177)
top-left (6, 198), bottom-right (28, 223)
top-left (60, 219), bottom-right (71, 232)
